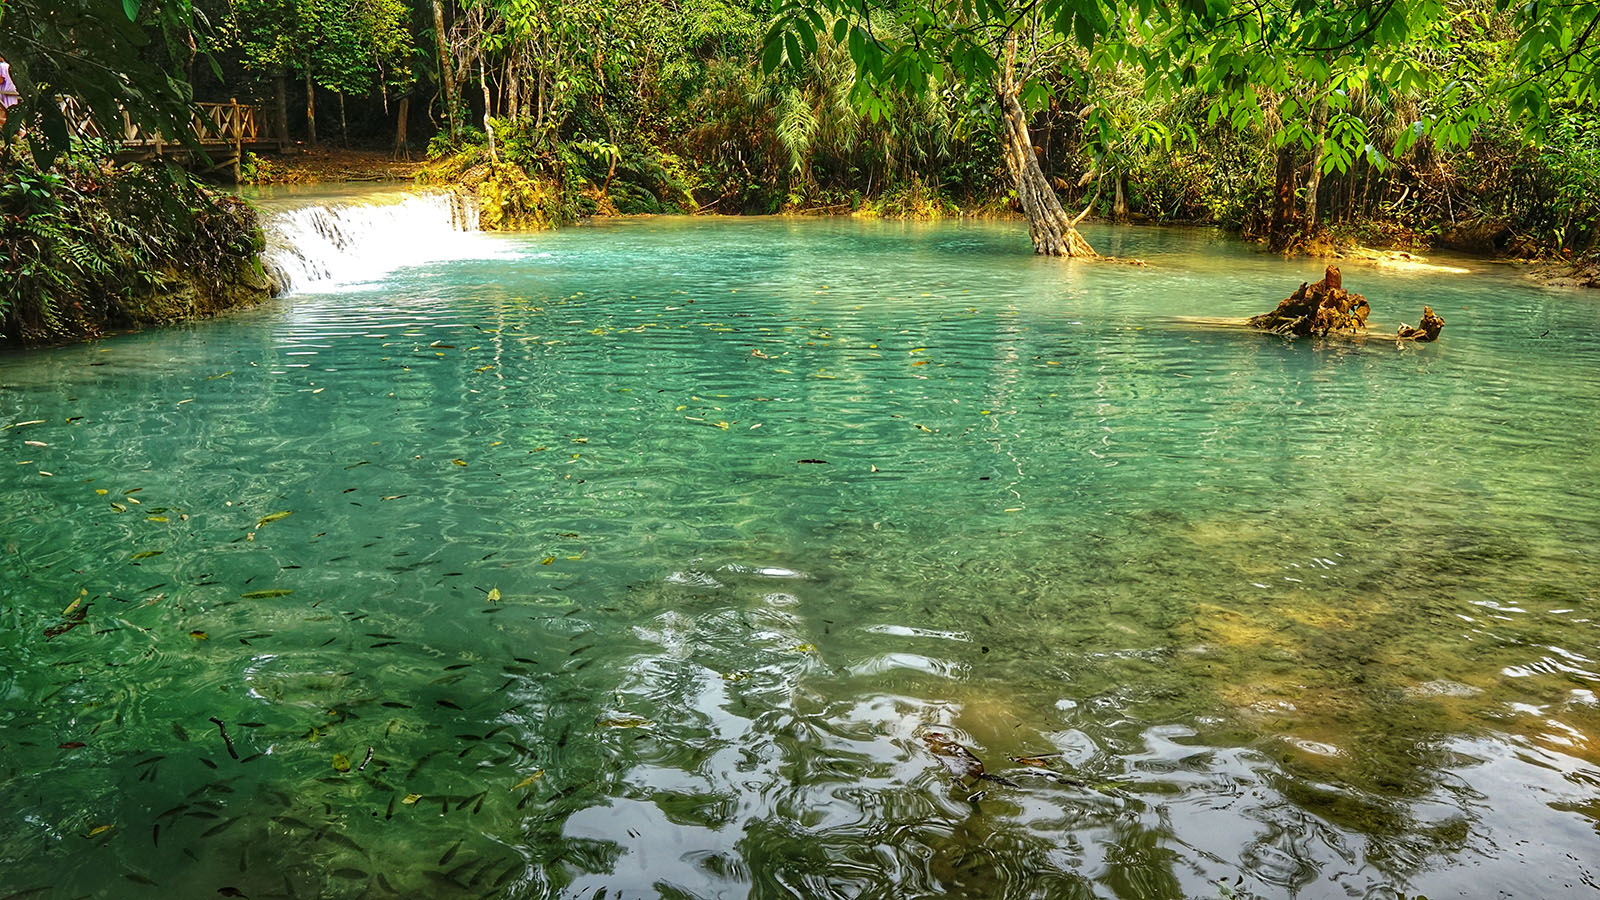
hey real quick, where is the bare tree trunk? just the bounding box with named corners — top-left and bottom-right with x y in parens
top-left (1303, 99), bottom-right (1328, 235)
top-left (272, 69), bottom-right (290, 144)
top-left (480, 57), bottom-right (498, 164)
top-left (304, 69), bottom-right (317, 147)
top-left (506, 61), bottom-right (519, 123)
top-left (1269, 143), bottom-right (1297, 252)
top-left (431, 0), bottom-right (459, 142)
top-left (997, 34), bottom-right (1095, 257)
top-left (1113, 171), bottom-right (1129, 223)
top-left (394, 94), bottom-right (410, 158)
top-left (337, 91), bottom-right (348, 147)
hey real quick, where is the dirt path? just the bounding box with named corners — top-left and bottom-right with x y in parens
top-left (249, 148), bottom-right (425, 185)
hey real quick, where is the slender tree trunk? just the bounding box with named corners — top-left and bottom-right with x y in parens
top-left (997, 34), bottom-right (1095, 257)
top-left (394, 94), bottom-right (410, 158)
top-left (1303, 99), bottom-right (1328, 235)
top-left (338, 91), bottom-right (348, 147)
top-left (1113, 171), bottom-right (1129, 223)
top-left (1269, 142), bottom-right (1297, 252)
top-left (271, 69), bottom-right (290, 143)
top-left (305, 69), bottom-right (317, 147)
top-left (480, 57), bottom-right (498, 164)
top-left (506, 62), bottom-right (519, 123)
top-left (431, 0), bottom-right (459, 141)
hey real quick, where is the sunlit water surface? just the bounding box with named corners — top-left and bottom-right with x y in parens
top-left (2, 211), bottom-right (1598, 899)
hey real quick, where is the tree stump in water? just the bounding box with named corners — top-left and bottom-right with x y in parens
top-left (1249, 265), bottom-right (1371, 337)
top-left (1396, 306), bottom-right (1445, 342)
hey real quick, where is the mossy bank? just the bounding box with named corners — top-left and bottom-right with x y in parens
top-left (1, 156), bottom-right (275, 347)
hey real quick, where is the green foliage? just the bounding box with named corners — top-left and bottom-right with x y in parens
top-left (0, 0), bottom-right (210, 167)
top-left (222, 0), bottom-right (414, 94)
top-left (0, 152), bottom-right (264, 343)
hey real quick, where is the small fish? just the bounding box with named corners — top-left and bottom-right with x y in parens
top-left (201, 816), bottom-right (243, 837)
top-left (439, 839), bottom-right (463, 866)
top-left (435, 699), bottom-right (462, 710)
top-left (240, 589), bottom-right (293, 599)
top-left (321, 831), bottom-right (364, 854)
top-left (330, 868), bottom-right (368, 880)
top-left (208, 717), bottom-right (239, 759)
top-left (124, 873), bottom-right (160, 886)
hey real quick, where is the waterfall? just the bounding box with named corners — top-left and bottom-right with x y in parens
top-left (261, 190), bottom-right (485, 293)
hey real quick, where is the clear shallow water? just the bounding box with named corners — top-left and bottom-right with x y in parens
top-left (2, 213), bottom-right (1599, 899)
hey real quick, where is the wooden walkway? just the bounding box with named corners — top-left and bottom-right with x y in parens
top-left (60, 97), bottom-right (285, 174)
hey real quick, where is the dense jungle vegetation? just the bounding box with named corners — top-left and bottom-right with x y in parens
top-left (0, 0), bottom-right (1597, 338)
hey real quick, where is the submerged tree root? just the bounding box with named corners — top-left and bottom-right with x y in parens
top-left (1249, 265), bottom-right (1371, 337)
top-left (1248, 265), bottom-right (1444, 341)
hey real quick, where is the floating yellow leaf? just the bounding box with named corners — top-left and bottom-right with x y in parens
top-left (189, 631), bottom-right (209, 640)
top-left (63, 589), bottom-right (87, 616)
top-left (791, 643), bottom-right (818, 653)
top-left (510, 771), bottom-right (544, 791)
top-left (452, 459), bottom-right (467, 466)
top-left (911, 360), bottom-right (929, 367)
top-left (487, 588), bottom-right (502, 603)
top-left (130, 550), bottom-right (163, 560)
top-left (402, 793), bottom-right (422, 805)
top-left (147, 516), bottom-right (169, 523)
top-left (95, 489), bottom-right (108, 495)
top-left (87, 824), bottom-right (115, 837)
top-left (24, 440), bottom-right (47, 447)
top-left (257, 510), bottom-right (292, 527)
top-left (541, 556), bottom-right (555, 565)
top-left (332, 754), bottom-right (351, 773)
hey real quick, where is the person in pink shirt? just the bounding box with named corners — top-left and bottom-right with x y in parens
top-left (0, 58), bottom-right (19, 128)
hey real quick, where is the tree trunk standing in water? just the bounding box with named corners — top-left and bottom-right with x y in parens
top-left (1113, 172), bottom-right (1129, 223)
top-left (431, 0), bottom-right (459, 142)
top-left (997, 34), bottom-right (1096, 257)
top-left (304, 69), bottom-right (317, 147)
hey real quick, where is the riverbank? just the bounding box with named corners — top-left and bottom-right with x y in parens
top-left (0, 157), bottom-right (275, 347)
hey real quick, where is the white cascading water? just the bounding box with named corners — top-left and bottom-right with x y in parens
top-left (261, 191), bottom-right (488, 293)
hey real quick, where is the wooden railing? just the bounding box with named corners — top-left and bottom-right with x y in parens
top-left (59, 96), bottom-right (266, 149)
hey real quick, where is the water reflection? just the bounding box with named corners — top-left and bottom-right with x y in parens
top-left (0, 216), bottom-right (1597, 898)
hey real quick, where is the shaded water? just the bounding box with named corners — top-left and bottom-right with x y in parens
top-left (2, 210), bottom-right (1598, 899)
